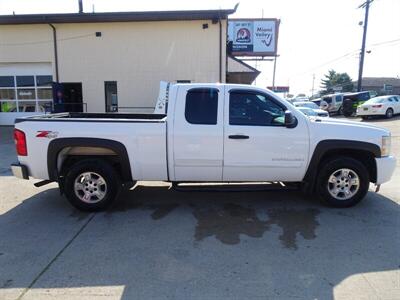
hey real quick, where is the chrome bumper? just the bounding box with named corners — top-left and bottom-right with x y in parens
top-left (375, 156), bottom-right (396, 185)
top-left (11, 163), bottom-right (29, 180)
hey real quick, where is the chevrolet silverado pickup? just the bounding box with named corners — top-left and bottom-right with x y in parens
top-left (11, 82), bottom-right (396, 211)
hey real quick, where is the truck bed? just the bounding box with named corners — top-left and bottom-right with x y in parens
top-left (15, 112), bottom-right (167, 123)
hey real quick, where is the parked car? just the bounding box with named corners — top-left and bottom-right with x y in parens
top-left (318, 94), bottom-right (344, 115)
top-left (293, 101), bottom-right (329, 117)
top-left (11, 82), bottom-right (396, 211)
top-left (342, 91), bottom-right (371, 117)
top-left (357, 95), bottom-right (400, 119)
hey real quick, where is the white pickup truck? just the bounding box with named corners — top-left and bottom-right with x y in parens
top-left (11, 83), bottom-right (396, 211)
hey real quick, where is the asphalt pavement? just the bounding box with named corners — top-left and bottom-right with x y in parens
top-left (0, 116), bottom-right (399, 300)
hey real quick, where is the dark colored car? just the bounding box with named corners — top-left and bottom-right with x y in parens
top-left (342, 91), bottom-right (371, 117)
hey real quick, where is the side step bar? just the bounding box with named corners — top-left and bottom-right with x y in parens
top-left (171, 182), bottom-right (300, 192)
top-left (34, 180), bottom-right (53, 187)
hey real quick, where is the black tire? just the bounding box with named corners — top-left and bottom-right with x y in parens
top-left (316, 157), bottom-right (369, 208)
top-left (361, 116), bottom-right (369, 120)
top-left (385, 108), bottom-right (394, 119)
top-left (64, 159), bottom-right (121, 211)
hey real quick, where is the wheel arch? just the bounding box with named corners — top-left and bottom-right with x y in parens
top-left (47, 138), bottom-right (133, 183)
top-left (303, 139), bottom-right (380, 193)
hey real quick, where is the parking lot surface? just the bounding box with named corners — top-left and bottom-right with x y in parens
top-left (0, 116), bottom-right (399, 300)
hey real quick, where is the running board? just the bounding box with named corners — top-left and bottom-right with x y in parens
top-left (171, 182), bottom-right (300, 192)
top-left (34, 180), bottom-right (53, 187)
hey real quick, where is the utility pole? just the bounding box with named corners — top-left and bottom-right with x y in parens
top-left (357, 0), bottom-right (372, 92)
top-left (272, 55), bottom-right (278, 90)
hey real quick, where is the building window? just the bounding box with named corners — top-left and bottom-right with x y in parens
top-left (0, 76), bottom-right (15, 87)
top-left (16, 76), bottom-right (35, 87)
top-left (0, 75), bottom-right (53, 113)
top-left (185, 88), bottom-right (218, 125)
top-left (36, 75), bottom-right (53, 86)
top-left (177, 80), bottom-right (191, 83)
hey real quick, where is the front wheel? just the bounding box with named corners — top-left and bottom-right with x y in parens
top-left (316, 157), bottom-right (369, 208)
top-left (64, 159), bottom-right (121, 211)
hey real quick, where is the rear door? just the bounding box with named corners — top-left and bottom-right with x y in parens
top-left (223, 88), bottom-right (309, 181)
top-left (172, 85), bottom-right (224, 181)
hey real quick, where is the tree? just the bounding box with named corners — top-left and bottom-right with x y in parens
top-left (320, 69), bottom-right (354, 95)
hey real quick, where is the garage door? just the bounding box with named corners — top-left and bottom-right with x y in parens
top-left (0, 63), bottom-right (53, 125)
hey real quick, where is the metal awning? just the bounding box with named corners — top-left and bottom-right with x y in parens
top-left (227, 56), bottom-right (260, 84)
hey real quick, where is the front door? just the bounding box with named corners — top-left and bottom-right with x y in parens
top-left (223, 89), bottom-right (309, 181)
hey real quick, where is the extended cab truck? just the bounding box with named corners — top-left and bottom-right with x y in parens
top-left (11, 83), bottom-right (396, 211)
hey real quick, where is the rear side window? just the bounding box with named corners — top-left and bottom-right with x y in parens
top-left (185, 88), bottom-right (218, 125)
top-left (336, 95), bottom-right (342, 102)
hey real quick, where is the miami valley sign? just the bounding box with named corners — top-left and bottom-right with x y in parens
top-left (228, 19), bottom-right (279, 56)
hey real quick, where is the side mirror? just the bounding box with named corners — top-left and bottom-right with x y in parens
top-left (284, 110), bottom-right (297, 128)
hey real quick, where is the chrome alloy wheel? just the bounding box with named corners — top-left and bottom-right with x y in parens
top-left (74, 172), bottom-right (107, 203)
top-left (327, 168), bottom-right (360, 200)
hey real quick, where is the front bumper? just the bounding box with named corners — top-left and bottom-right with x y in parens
top-left (11, 163), bottom-right (29, 180)
top-left (375, 156), bottom-right (396, 184)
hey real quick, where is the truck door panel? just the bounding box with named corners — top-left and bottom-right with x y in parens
top-left (172, 86), bottom-right (224, 181)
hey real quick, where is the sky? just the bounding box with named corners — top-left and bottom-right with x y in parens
top-left (0, 0), bottom-right (399, 95)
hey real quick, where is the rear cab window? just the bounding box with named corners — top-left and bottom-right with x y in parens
top-left (185, 88), bottom-right (218, 125)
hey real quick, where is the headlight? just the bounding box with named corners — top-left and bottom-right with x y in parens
top-left (382, 136), bottom-right (391, 157)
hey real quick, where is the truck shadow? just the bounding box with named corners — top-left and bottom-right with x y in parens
top-left (0, 184), bottom-right (399, 299)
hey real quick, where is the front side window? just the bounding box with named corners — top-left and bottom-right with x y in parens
top-left (185, 88), bottom-right (218, 125)
top-left (229, 91), bottom-right (285, 126)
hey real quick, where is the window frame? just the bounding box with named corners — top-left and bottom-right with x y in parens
top-left (228, 89), bottom-right (287, 127)
top-left (0, 75), bottom-right (53, 113)
top-left (184, 87), bottom-right (219, 125)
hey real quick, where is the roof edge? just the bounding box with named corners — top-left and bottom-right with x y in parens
top-left (0, 8), bottom-right (237, 25)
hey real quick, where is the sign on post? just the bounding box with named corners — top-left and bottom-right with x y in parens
top-left (228, 19), bottom-right (279, 56)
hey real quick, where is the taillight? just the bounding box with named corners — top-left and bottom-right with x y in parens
top-left (372, 104), bottom-right (382, 108)
top-left (14, 129), bottom-right (27, 156)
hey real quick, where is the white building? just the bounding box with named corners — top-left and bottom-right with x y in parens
top-left (0, 7), bottom-right (259, 125)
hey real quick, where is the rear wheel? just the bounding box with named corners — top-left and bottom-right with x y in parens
top-left (361, 116), bottom-right (369, 120)
top-left (64, 159), bottom-right (121, 211)
top-left (385, 108), bottom-right (394, 119)
top-left (316, 157), bottom-right (369, 208)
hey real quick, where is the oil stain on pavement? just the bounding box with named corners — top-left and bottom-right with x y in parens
top-left (193, 203), bottom-right (320, 249)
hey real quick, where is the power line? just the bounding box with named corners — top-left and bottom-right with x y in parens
top-left (288, 37), bottom-right (400, 80)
